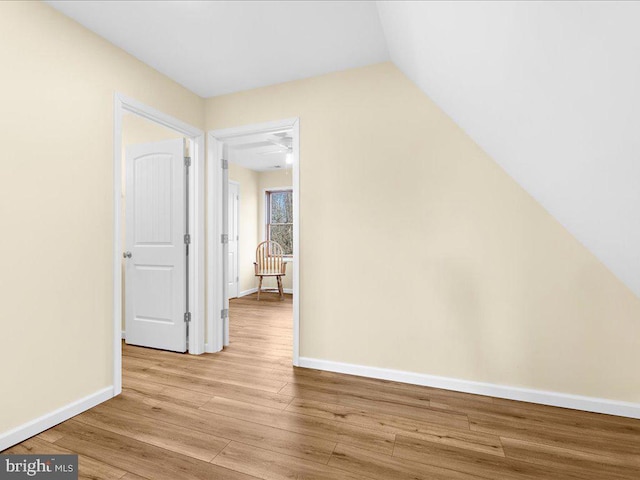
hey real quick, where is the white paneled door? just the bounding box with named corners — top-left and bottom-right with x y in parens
top-left (227, 181), bottom-right (240, 299)
top-left (125, 138), bottom-right (187, 352)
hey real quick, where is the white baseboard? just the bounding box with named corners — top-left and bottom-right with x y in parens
top-left (204, 342), bottom-right (222, 353)
top-left (298, 357), bottom-right (640, 420)
top-left (121, 330), bottom-right (125, 339)
top-left (238, 287), bottom-right (293, 297)
top-left (0, 386), bottom-right (114, 451)
top-left (238, 288), bottom-right (258, 297)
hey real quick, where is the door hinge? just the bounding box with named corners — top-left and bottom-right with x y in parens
top-left (221, 233), bottom-right (229, 244)
top-left (184, 312), bottom-right (192, 323)
top-left (184, 156), bottom-right (192, 167)
top-left (221, 159), bottom-right (228, 170)
top-left (221, 308), bottom-right (229, 319)
top-left (184, 233), bottom-right (191, 245)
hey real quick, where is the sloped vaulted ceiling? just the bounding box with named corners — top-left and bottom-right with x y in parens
top-left (47, 0), bottom-right (640, 298)
top-left (377, 1), bottom-right (640, 298)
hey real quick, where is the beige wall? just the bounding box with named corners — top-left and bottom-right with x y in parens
top-left (123, 113), bottom-right (185, 145)
top-left (258, 169), bottom-right (294, 291)
top-left (206, 62), bottom-right (640, 403)
top-left (0, 2), bottom-right (204, 434)
top-left (228, 163), bottom-right (260, 294)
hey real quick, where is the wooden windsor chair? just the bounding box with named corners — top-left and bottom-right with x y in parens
top-left (254, 241), bottom-right (287, 300)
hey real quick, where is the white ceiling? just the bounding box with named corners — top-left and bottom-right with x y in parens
top-left (378, 1), bottom-right (640, 299)
top-left (47, 1), bottom-right (640, 298)
top-left (228, 129), bottom-right (293, 172)
top-left (46, 0), bottom-right (389, 98)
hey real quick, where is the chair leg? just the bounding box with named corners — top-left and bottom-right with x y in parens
top-left (257, 276), bottom-right (263, 301)
top-left (277, 276), bottom-right (284, 300)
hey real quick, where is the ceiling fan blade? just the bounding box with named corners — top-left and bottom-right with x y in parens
top-left (259, 149), bottom-right (287, 156)
top-left (266, 135), bottom-right (292, 149)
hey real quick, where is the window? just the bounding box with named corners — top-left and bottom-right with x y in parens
top-left (265, 188), bottom-right (293, 256)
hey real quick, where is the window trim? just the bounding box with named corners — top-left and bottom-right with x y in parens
top-left (265, 187), bottom-right (293, 258)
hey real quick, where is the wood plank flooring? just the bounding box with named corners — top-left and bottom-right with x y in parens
top-left (4, 292), bottom-right (640, 479)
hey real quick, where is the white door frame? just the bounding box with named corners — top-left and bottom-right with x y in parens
top-left (228, 179), bottom-right (240, 299)
top-left (113, 93), bottom-right (205, 396)
top-left (207, 118), bottom-right (300, 365)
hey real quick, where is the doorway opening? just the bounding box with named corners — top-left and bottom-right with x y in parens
top-left (207, 119), bottom-right (300, 365)
top-left (113, 94), bottom-right (205, 395)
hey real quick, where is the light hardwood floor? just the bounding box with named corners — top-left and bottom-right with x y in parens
top-left (5, 292), bottom-right (640, 479)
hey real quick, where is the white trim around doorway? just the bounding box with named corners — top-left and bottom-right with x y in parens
top-left (207, 118), bottom-right (300, 365)
top-left (113, 93), bottom-right (205, 396)
top-left (228, 179), bottom-right (240, 300)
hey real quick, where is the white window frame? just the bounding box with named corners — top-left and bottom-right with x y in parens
top-left (265, 187), bottom-right (294, 257)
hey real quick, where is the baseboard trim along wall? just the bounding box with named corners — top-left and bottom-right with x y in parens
top-left (238, 287), bottom-right (293, 297)
top-left (238, 288), bottom-right (258, 297)
top-left (0, 386), bottom-right (114, 451)
top-left (298, 357), bottom-right (640, 420)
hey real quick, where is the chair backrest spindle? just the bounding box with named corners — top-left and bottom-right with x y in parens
top-left (255, 241), bottom-right (284, 275)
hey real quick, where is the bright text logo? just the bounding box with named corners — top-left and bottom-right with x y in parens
top-left (0, 455), bottom-right (77, 479)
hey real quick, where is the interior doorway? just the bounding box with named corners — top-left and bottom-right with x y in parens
top-left (113, 94), bottom-right (205, 395)
top-left (207, 118), bottom-right (300, 365)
